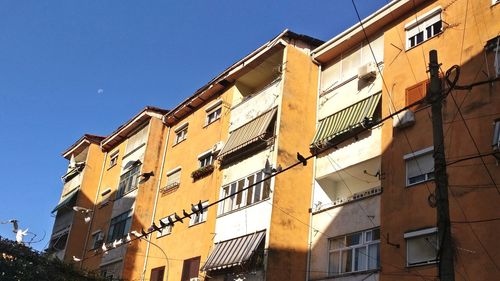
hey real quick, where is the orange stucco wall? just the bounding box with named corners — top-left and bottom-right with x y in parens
top-left (140, 91), bottom-right (233, 281)
top-left (64, 143), bottom-right (105, 264)
top-left (266, 45), bottom-right (318, 281)
top-left (381, 1), bottom-right (500, 280)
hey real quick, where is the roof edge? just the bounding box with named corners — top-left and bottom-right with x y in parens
top-left (61, 134), bottom-right (106, 159)
top-left (163, 29), bottom-right (323, 125)
top-left (100, 106), bottom-right (169, 151)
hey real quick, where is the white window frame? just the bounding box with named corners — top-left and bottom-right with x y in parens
top-left (165, 167), bottom-right (182, 189)
top-left (405, 7), bottom-right (443, 50)
top-left (404, 146), bottom-right (434, 187)
top-left (189, 201), bottom-right (209, 226)
top-left (404, 227), bottom-right (439, 267)
top-left (492, 119), bottom-right (500, 150)
top-left (157, 215), bottom-right (174, 237)
top-left (174, 122), bottom-right (188, 145)
top-left (205, 100), bottom-right (223, 126)
top-left (108, 150), bottom-right (119, 169)
top-left (198, 151), bottom-right (214, 168)
top-left (219, 170), bottom-right (271, 215)
top-left (117, 163), bottom-right (141, 198)
top-left (328, 228), bottom-right (381, 276)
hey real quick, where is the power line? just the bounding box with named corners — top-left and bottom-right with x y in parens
top-left (451, 217), bottom-right (500, 224)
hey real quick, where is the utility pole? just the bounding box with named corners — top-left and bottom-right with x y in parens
top-left (428, 50), bottom-right (455, 281)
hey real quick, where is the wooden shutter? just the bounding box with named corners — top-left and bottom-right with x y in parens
top-left (181, 256), bottom-right (200, 281)
top-left (150, 266), bottom-right (165, 281)
top-left (405, 80), bottom-right (429, 110)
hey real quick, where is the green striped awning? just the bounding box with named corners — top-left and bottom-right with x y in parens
top-left (52, 188), bottom-right (79, 213)
top-left (311, 93), bottom-right (381, 149)
top-left (218, 107), bottom-right (277, 158)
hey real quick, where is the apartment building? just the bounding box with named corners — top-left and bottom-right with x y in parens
top-left (380, 0), bottom-right (500, 280)
top-left (308, 12), bottom-right (385, 281)
top-left (49, 106), bottom-right (169, 280)
top-left (50, 134), bottom-right (105, 262)
top-left (142, 30), bottom-right (323, 281)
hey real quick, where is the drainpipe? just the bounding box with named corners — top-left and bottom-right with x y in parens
top-left (80, 150), bottom-right (108, 269)
top-left (305, 57), bottom-right (321, 281)
top-left (141, 123), bottom-right (171, 281)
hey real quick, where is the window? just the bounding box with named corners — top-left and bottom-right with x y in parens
top-left (117, 163), bottom-right (141, 197)
top-left (198, 152), bottom-right (214, 168)
top-left (174, 123), bottom-right (188, 145)
top-left (181, 256), bottom-right (200, 281)
top-left (91, 231), bottom-right (104, 249)
top-left (219, 170), bottom-right (271, 215)
top-left (125, 124), bottom-right (148, 155)
top-left (150, 266), bottom-right (165, 281)
top-left (165, 168), bottom-right (181, 190)
top-left (189, 201), bottom-right (208, 226)
top-left (493, 119), bottom-right (500, 150)
top-left (405, 7), bottom-right (442, 49)
top-left (405, 227), bottom-right (438, 266)
top-left (328, 228), bottom-right (380, 276)
top-left (109, 151), bottom-right (119, 169)
top-left (107, 210), bottom-right (132, 242)
top-left (50, 232), bottom-right (69, 252)
top-left (206, 107), bottom-right (222, 125)
top-left (405, 147), bottom-right (434, 186)
top-left (157, 215), bottom-right (174, 237)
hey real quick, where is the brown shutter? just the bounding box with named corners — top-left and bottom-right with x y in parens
top-left (150, 266), bottom-right (165, 281)
top-left (181, 257), bottom-right (200, 281)
top-left (406, 80), bottom-right (429, 110)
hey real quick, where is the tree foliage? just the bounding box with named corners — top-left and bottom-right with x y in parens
top-left (0, 237), bottom-right (106, 281)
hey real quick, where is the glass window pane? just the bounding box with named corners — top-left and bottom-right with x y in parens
top-left (329, 237), bottom-right (344, 250)
top-left (354, 247), bottom-right (367, 271)
top-left (347, 233), bottom-right (362, 246)
top-left (246, 175), bottom-right (255, 205)
top-left (329, 251), bottom-right (340, 275)
top-left (341, 249), bottom-right (353, 273)
top-left (407, 234), bottom-right (438, 265)
top-left (368, 243), bottom-right (380, 270)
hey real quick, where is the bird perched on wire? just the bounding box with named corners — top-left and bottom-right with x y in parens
top-left (1, 219), bottom-right (29, 244)
top-left (297, 152), bottom-right (307, 166)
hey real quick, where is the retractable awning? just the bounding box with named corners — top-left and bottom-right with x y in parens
top-left (218, 108), bottom-right (277, 158)
top-left (52, 188), bottom-right (79, 213)
top-left (201, 230), bottom-right (266, 272)
top-left (311, 93), bottom-right (381, 149)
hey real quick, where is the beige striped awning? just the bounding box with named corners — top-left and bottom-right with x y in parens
top-left (201, 230), bottom-right (266, 272)
top-left (218, 107), bottom-right (277, 158)
top-left (311, 92), bottom-right (381, 149)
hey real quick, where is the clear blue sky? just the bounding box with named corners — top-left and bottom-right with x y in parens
top-left (0, 0), bottom-right (387, 250)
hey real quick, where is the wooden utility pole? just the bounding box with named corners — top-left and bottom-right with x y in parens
top-left (428, 50), bottom-right (455, 281)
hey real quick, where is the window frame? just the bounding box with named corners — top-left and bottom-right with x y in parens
top-left (198, 151), bottom-right (214, 168)
top-left (157, 215), bottom-right (174, 237)
top-left (492, 119), bottom-right (500, 149)
top-left (117, 163), bottom-right (141, 198)
top-left (205, 100), bottom-right (223, 126)
top-left (174, 122), bottom-right (189, 145)
top-left (91, 230), bottom-right (104, 250)
top-left (219, 170), bottom-right (271, 215)
top-left (404, 146), bottom-right (435, 187)
top-left (405, 7), bottom-right (443, 50)
top-left (108, 151), bottom-right (119, 169)
top-left (107, 210), bottom-right (132, 242)
top-left (165, 167), bottom-right (182, 190)
top-left (404, 227), bottom-right (439, 267)
top-left (189, 201), bottom-right (209, 226)
top-left (327, 228), bottom-right (380, 276)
